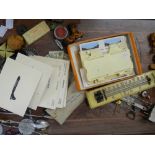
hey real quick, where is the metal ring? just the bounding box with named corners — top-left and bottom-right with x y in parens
top-left (126, 111), bottom-right (136, 120)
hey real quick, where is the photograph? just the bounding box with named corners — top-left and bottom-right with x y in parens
top-left (80, 41), bottom-right (99, 51)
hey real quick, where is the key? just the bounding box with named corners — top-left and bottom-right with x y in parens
top-left (113, 100), bottom-right (122, 114)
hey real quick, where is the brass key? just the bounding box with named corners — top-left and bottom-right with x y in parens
top-left (113, 100), bottom-right (122, 114)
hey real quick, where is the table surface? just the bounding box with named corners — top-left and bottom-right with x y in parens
top-left (0, 19), bottom-right (155, 134)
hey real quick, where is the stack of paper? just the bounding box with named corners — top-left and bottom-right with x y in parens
top-left (31, 56), bottom-right (70, 109)
top-left (79, 36), bottom-right (135, 85)
top-left (0, 53), bottom-right (70, 116)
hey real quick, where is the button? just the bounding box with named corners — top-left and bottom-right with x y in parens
top-left (94, 91), bottom-right (104, 103)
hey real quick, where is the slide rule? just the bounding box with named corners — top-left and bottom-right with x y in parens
top-left (86, 71), bottom-right (155, 109)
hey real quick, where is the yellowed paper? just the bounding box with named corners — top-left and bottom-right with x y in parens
top-left (0, 58), bottom-right (41, 116)
top-left (84, 51), bottom-right (133, 82)
top-left (23, 21), bottom-right (50, 45)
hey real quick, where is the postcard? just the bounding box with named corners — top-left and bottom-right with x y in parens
top-left (79, 36), bottom-right (126, 52)
top-left (80, 41), bottom-right (99, 51)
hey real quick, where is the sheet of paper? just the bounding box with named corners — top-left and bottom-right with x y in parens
top-left (55, 60), bottom-right (69, 107)
top-left (80, 67), bottom-right (134, 88)
top-left (80, 68), bottom-right (98, 88)
top-left (42, 56), bottom-right (69, 108)
top-left (5, 19), bottom-right (14, 29)
top-left (31, 56), bottom-right (70, 109)
top-left (31, 56), bottom-right (63, 109)
top-left (0, 58), bottom-right (41, 116)
top-left (0, 25), bottom-right (7, 37)
top-left (16, 53), bottom-right (53, 110)
top-left (39, 67), bottom-right (58, 109)
top-left (83, 50), bottom-right (134, 82)
top-left (149, 106), bottom-right (155, 122)
top-left (46, 81), bottom-right (85, 124)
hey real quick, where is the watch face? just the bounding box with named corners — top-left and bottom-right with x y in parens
top-left (0, 124), bottom-right (3, 135)
top-left (18, 119), bottom-right (35, 135)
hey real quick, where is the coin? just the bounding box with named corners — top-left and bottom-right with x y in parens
top-left (18, 119), bottom-right (35, 135)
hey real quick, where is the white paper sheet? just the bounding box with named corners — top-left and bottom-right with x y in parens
top-left (149, 106), bottom-right (155, 122)
top-left (31, 56), bottom-right (70, 109)
top-left (16, 53), bottom-right (53, 110)
top-left (0, 58), bottom-right (41, 116)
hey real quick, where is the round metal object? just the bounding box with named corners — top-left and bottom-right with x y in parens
top-left (126, 111), bottom-right (136, 120)
top-left (18, 119), bottom-right (35, 135)
top-left (34, 120), bottom-right (49, 130)
top-left (141, 91), bottom-right (149, 98)
top-left (0, 124), bottom-right (3, 135)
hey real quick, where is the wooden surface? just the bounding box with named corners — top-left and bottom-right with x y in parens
top-left (1, 19), bottom-right (155, 134)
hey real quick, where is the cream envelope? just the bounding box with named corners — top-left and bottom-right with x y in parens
top-left (31, 56), bottom-right (63, 109)
top-left (31, 56), bottom-right (70, 109)
top-left (0, 58), bottom-right (41, 116)
top-left (83, 51), bottom-right (134, 82)
top-left (16, 53), bottom-right (53, 110)
top-left (46, 81), bottom-right (85, 124)
top-left (39, 67), bottom-right (59, 109)
top-left (55, 61), bottom-right (70, 108)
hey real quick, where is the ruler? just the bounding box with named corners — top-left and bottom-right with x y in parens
top-left (86, 71), bottom-right (155, 109)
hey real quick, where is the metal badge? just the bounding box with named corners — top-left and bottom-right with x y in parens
top-left (18, 119), bottom-right (35, 135)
